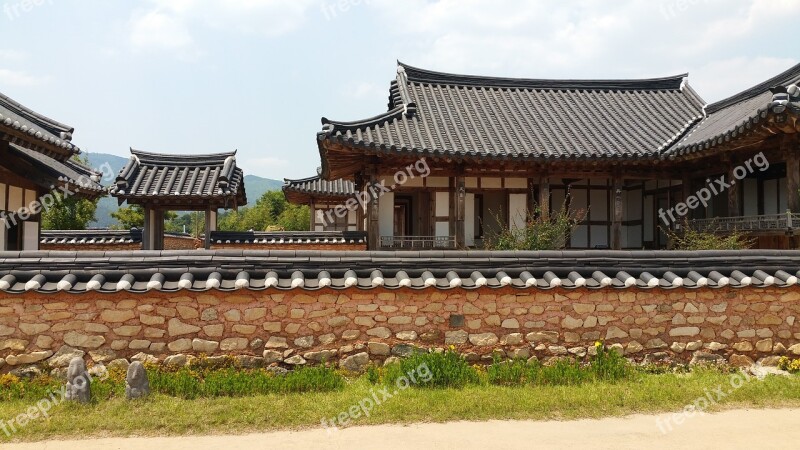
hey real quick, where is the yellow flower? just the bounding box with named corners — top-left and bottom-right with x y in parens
top-left (595, 341), bottom-right (602, 348)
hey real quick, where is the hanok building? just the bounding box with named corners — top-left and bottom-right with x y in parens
top-left (111, 150), bottom-right (246, 250)
top-left (287, 61), bottom-right (800, 250)
top-left (0, 92), bottom-right (104, 251)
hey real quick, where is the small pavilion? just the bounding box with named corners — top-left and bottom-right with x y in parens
top-left (111, 149), bottom-right (246, 250)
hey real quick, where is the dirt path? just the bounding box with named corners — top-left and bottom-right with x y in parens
top-left (7, 408), bottom-right (800, 449)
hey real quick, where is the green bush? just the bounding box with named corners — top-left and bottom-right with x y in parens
top-left (485, 344), bottom-right (634, 387)
top-left (534, 358), bottom-right (588, 386)
top-left (588, 343), bottom-right (634, 381)
top-left (665, 221), bottom-right (753, 250)
top-left (485, 198), bottom-right (586, 251)
top-left (149, 366), bottom-right (344, 399)
top-left (383, 350), bottom-right (480, 389)
top-left (486, 358), bottom-right (531, 386)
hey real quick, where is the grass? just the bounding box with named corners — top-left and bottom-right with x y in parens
top-left (1, 351), bottom-right (800, 442)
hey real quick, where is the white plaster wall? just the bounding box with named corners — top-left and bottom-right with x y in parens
top-left (23, 221), bottom-right (38, 251)
top-left (8, 186), bottom-right (23, 212)
top-left (379, 192), bottom-right (394, 238)
top-left (509, 193), bottom-right (527, 230)
top-left (435, 191), bottom-right (449, 217)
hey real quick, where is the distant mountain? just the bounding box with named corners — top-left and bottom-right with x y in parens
top-left (83, 152), bottom-right (283, 228)
top-left (244, 175), bottom-right (284, 202)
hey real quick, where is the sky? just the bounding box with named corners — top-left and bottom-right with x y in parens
top-left (1, 0), bottom-right (798, 180)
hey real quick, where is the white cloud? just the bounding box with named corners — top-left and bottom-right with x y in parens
top-left (130, 9), bottom-right (195, 53)
top-left (128, 0), bottom-right (316, 58)
top-left (0, 68), bottom-right (50, 87)
top-left (691, 57), bottom-right (798, 103)
top-left (0, 49), bottom-right (27, 61)
top-left (349, 81), bottom-right (385, 100)
top-left (365, 0), bottom-right (797, 102)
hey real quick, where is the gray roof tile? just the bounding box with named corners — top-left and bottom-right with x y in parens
top-left (0, 250), bottom-right (797, 294)
top-left (318, 62), bottom-right (705, 176)
top-left (0, 91), bottom-right (79, 154)
top-left (111, 149), bottom-right (246, 206)
top-left (668, 62), bottom-right (800, 157)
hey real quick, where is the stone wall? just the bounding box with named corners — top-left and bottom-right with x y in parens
top-left (2, 287), bottom-right (799, 372)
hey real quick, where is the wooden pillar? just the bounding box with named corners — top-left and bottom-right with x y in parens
top-left (142, 207), bottom-right (149, 250)
top-left (612, 175), bottom-right (624, 250)
top-left (538, 175), bottom-right (550, 220)
top-left (354, 173), bottom-right (365, 232)
top-left (727, 160), bottom-right (740, 217)
top-left (367, 171), bottom-right (380, 249)
top-left (785, 136), bottom-right (800, 214)
top-left (784, 136), bottom-right (800, 249)
top-left (309, 199), bottom-right (316, 231)
top-left (204, 209), bottom-right (217, 250)
top-left (144, 208), bottom-right (164, 251)
top-left (455, 175), bottom-right (466, 248)
top-left (527, 178), bottom-right (537, 215)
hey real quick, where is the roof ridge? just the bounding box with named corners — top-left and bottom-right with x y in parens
top-left (284, 175), bottom-right (322, 183)
top-left (397, 61), bottom-right (688, 91)
top-left (130, 149), bottom-right (237, 160)
top-left (320, 105), bottom-right (407, 133)
top-left (706, 61), bottom-right (800, 114)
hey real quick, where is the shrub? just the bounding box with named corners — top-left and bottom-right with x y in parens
top-left (534, 358), bottom-right (588, 386)
top-left (665, 220), bottom-right (754, 250)
top-left (588, 342), bottom-right (634, 382)
top-left (485, 198), bottom-right (586, 251)
top-left (149, 366), bottom-right (345, 399)
top-left (487, 358), bottom-right (531, 386)
top-left (778, 356), bottom-right (800, 373)
top-left (383, 349), bottom-right (479, 389)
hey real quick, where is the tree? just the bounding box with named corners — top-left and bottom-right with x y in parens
top-left (41, 193), bottom-right (98, 230)
top-left (111, 204), bottom-right (177, 229)
top-left (41, 154), bottom-right (99, 230)
top-left (217, 191), bottom-right (310, 232)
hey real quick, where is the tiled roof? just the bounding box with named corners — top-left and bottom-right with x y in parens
top-left (668, 62), bottom-right (800, 157)
top-left (283, 176), bottom-right (355, 198)
top-left (40, 229), bottom-right (195, 245)
top-left (40, 229), bottom-right (143, 245)
top-left (210, 231), bottom-right (366, 245)
top-left (111, 150), bottom-right (246, 207)
top-left (318, 62), bottom-right (705, 176)
top-left (0, 250), bottom-right (797, 294)
top-left (0, 91), bottom-right (79, 155)
top-left (7, 143), bottom-right (104, 194)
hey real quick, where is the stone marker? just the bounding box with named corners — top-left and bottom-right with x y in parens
top-left (65, 357), bottom-right (91, 403)
top-left (125, 361), bottom-right (150, 400)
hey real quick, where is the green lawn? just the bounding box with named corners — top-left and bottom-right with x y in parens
top-left (1, 369), bottom-right (799, 442)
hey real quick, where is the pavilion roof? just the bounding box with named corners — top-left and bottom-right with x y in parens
top-left (111, 149), bottom-right (246, 209)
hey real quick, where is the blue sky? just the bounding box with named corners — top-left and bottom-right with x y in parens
top-left (1, 0), bottom-right (798, 180)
